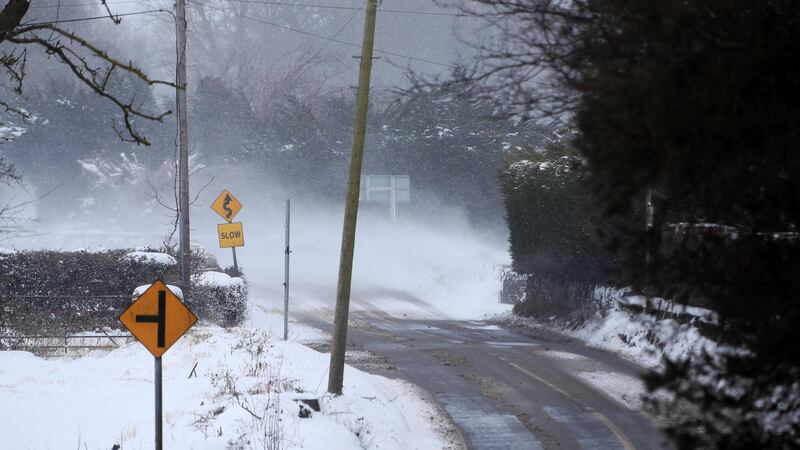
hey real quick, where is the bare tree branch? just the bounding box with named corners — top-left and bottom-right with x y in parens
top-left (0, 182), bottom-right (60, 236)
top-left (190, 175), bottom-right (215, 206)
top-left (100, 0), bottom-right (121, 24)
top-left (1, 1), bottom-right (175, 146)
top-left (145, 175), bottom-right (177, 213)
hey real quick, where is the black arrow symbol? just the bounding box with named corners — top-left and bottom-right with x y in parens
top-left (223, 194), bottom-right (233, 219)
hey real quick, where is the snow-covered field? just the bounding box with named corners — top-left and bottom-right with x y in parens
top-left (0, 317), bottom-right (457, 450)
top-left (236, 209), bottom-right (513, 322)
top-left (0, 208), bottom-right (508, 449)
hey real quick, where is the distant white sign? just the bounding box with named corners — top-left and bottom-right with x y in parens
top-left (360, 175), bottom-right (410, 222)
top-left (360, 175), bottom-right (410, 203)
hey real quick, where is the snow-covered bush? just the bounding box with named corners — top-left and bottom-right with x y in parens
top-left (511, 273), bottom-right (595, 323)
top-left (190, 271), bottom-right (248, 327)
top-left (499, 267), bottom-right (527, 304)
top-left (0, 248), bottom-right (177, 297)
top-left (0, 248), bottom-right (178, 334)
top-left (500, 143), bottom-right (607, 284)
top-left (0, 248), bottom-right (249, 334)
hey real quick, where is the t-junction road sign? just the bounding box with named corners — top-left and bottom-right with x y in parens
top-left (119, 279), bottom-right (197, 358)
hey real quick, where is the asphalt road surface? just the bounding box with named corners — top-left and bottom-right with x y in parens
top-left (296, 306), bottom-right (672, 450)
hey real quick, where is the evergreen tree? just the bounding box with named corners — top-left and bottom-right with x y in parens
top-left (469, 1), bottom-right (800, 447)
top-left (500, 141), bottom-right (603, 282)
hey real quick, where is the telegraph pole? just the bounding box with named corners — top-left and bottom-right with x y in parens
top-left (328, 0), bottom-right (378, 395)
top-left (176, 0), bottom-right (191, 299)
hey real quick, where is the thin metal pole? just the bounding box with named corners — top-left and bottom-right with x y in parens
top-left (155, 356), bottom-right (163, 450)
top-left (231, 247), bottom-right (239, 275)
top-left (645, 187), bottom-right (653, 311)
top-left (328, 0), bottom-right (378, 395)
top-left (283, 199), bottom-right (291, 341)
top-left (389, 175), bottom-right (396, 223)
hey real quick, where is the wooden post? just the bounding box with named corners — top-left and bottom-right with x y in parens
top-left (328, 0), bottom-right (378, 395)
top-left (176, 0), bottom-right (191, 299)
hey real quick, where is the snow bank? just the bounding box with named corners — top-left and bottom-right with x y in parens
top-left (246, 304), bottom-right (328, 343)
top-left (619, 295), bottom-right (719, 325)
top-left (569, 309), bottom-right (716, 368)
top-left (505, 295), bottom-right (718, 369)
top-left (0, 325), bottom-right (453, 450)
top-left (195, 270), bottom-right (245, 289)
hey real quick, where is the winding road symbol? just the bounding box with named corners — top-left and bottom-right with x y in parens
top-left (223, 194), bottom-right (233, 220)
top-left (211, 189), bottom-right (242, 222)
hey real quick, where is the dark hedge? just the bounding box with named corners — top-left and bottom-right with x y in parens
top-left (0, 249), bottom-right (247, 334)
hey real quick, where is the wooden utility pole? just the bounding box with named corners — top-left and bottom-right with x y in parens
top-left (328, 0), bottom-right (378, 395)
top-left (176, 0), bottom-right (191, 298)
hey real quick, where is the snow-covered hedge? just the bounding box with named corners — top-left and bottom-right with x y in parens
top-left (500, 148), bottom-right (607, 283)
top-left (189, 271), bottom-right (248, 327)
top-left (0, 249), bottom-right (248, 333)
top-left (0, 249), bottom-right (178, 297)
top-left (511, 274), bottom-right (598, 321)
top-left (0, 249), bottom-right (178, 334)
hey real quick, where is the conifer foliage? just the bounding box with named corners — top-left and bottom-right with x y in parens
top-left (470, 1), bottom-right (800, 447)
top-left (500, 142), bottom-right (603, 283)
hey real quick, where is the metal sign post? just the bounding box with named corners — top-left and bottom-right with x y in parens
top-left (155, 356), bottom-right (163, 450)
top-left (283, 199), bottom-right (291, 341)
top-left (119, 280), bottom-right (197, 450)
top-left (389, 175), bottom-right (396, 223)
top-left (232, 247), bottom-right (239, 274)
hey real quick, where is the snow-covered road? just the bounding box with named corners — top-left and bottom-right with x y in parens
top-left (253, 279), bottom-right (671, 450)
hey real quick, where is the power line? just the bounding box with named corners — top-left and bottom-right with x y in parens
top-left (220, 0), bottom-right (466, 17)
top-left (28, 0), bottom-right (467, 17)
top-left (188, 0), bottom-right (455, 69)
top-left (277, 1), bottom-right (365, 84)
top-left (27, 0), bottom-right (145, 9)
top-left (20, 9), bottom-right (169, 26)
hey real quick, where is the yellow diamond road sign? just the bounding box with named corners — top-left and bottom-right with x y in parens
top-left (211, 190), bottom-right (242, 223)
top-left (218, 222), bottom-right (245, 248)
top-left (119, 279), bottom-right (198, 358)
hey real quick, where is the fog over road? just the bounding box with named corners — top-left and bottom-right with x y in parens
top-left (252, 282), bottom-right (671, 450)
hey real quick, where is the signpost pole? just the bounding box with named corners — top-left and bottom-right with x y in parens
top-left (389, 175), bottom-right (396, 223)
top-left (155, 356), bottom-right (163, 450)
top-left (231, 247), bottom-right (239, 275)
top-left (119, 280), bottom-right (197, 450)
top-left (284, 199), bottom-right (291, 341)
